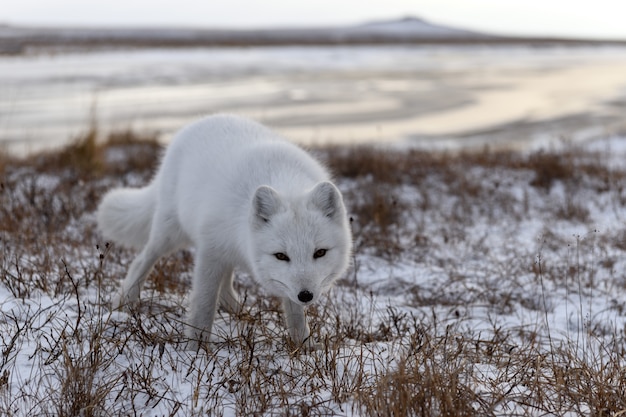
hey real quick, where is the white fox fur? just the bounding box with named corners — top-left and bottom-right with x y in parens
top-left (97, 114), bottom-right (352, 347)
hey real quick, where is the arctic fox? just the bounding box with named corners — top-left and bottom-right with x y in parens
top-left (97, 114), bottom-right (352, 347)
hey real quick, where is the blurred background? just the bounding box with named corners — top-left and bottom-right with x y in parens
top-left (1, 0), bottom-right (626, 154)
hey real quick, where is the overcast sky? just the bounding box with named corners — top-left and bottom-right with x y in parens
top-left (2, 0), bottom-right (625, 40)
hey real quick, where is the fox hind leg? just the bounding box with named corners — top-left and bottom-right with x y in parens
top-left (112, 210), bottom-right (185, 309)
top-left (219, 271), bottom-right (241, 314)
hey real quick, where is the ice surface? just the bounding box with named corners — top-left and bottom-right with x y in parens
top-left (2, 45), bottom-right (626, 155)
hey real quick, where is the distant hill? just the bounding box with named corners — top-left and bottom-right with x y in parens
top-left (0, 16), bottom-right (623, 55)
top-left (349, 16), bottom-right (484, 38)
top-left (251, 16), bottom-right (489, 42)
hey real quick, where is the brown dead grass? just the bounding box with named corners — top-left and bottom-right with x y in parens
top-left (21, 125), bottom-right (161, 182)
top-left (2, 132), bottom-right (626, 416)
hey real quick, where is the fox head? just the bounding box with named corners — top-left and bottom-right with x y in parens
top-left (249, 181), bottom-right (352, 305)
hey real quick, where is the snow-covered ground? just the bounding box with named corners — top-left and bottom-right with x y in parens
top-left (2, 45), bottom-right (626, 155)
top-left (1, 135), bottom-right (626, 415)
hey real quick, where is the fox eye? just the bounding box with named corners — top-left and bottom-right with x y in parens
top-left (274, 252), bottom-right (290, 262)
top-left (313, 249), bottom-right (327, 259)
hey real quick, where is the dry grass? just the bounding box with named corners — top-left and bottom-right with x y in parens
top-left (2, 131), bottom-right (626, 416)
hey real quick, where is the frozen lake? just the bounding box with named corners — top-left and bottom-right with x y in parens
top-left (2, 45), bottom-right (626, 154)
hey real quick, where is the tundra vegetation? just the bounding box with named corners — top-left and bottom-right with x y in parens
top-left (1, 128), bottom-right (626, 416)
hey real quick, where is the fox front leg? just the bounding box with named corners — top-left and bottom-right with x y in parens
top-left (185, 253), bottom-right (229, 349)
top-left (282, 297), bottom-right (312, 346)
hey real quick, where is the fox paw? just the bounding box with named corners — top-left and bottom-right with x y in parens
top-left (183, 328), bottom-right (213, 353)
top-left (111, 290), bottom-right (138, 310)
top-left (288, 336), bottom-right (322, 353)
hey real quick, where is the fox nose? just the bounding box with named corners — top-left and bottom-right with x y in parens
top-left (297, 290), bottom-right (314, 303)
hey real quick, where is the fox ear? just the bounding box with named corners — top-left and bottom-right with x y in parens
top-left (253, 186), bottom-right (282, 225)
top-left (308, 181), bottom-right (344, 220)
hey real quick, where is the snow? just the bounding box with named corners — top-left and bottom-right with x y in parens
top-left (3, 45), bottom-right (626, 156)
top-left (3, 136), bottom-right (626, 414)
